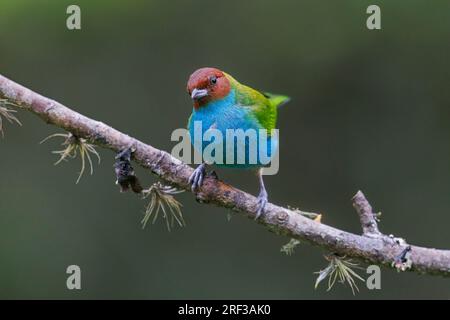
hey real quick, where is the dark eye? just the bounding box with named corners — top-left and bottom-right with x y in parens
top-left (209, 76), bottom-right (217, 85)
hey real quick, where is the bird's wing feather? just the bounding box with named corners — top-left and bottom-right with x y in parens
top-left (225, 73), bottom-right (290, 130)
top-left (262, 92), bottom-right (291, 109)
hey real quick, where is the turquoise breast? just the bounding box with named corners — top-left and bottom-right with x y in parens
top-left (188, 90), bottom-right (277, 168)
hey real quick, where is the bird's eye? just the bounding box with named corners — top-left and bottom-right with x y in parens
top-left (209, 76), bottom-right (217, 85)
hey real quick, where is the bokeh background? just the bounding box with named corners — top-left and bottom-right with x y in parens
top-left (1, 0), bottom-right (449, 299)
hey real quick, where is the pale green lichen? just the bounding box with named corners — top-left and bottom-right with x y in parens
top-left (40, 132), bottom-right (100, 184)
top-left (314, 254), bottom-right (365, 295)
top-left (141, 182), bottom-right (185, 231)
top-left (0, 99), bottom-right (21, 137)
top-left (288, 205), bottom-right (322, 222)
top-left (280, 238), bottom-right (300, 255)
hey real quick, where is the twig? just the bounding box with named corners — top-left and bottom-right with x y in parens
top-left (352, 190), bottom-right (382, 237)
top-left (1, 73), bottom-right (449, 277)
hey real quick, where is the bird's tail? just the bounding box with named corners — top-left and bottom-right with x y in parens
top-left (264, 92), bottom-right (291, 108)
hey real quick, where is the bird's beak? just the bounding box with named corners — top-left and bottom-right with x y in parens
top-left (191, 88), bottom-right (208, 100)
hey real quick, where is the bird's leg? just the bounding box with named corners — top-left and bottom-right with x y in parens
top-left (189, 122), bottom-right (219, 191)
top-left (189, 162), bottom-right (207, 191)
top-left (255, 168), bottom-right (268, 219)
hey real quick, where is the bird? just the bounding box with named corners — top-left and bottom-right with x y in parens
top-left (186, 67), bottom-right (290, 219)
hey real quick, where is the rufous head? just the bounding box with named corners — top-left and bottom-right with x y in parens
top-left (187, 67), bottom-right (231, 109)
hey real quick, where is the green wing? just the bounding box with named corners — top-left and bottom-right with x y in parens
top-left (225, 73), bottom-right (290, 130)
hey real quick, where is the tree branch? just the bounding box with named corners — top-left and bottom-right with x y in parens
top-left (1, 73), bottom-right (449, 277)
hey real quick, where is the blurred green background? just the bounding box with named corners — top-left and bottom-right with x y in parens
top-left (1, 0), bottom-right (449, 299)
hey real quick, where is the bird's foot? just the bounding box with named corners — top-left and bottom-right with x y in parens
top-left (255, 189), bottom-right (268, 220)
top-left (189, 163), bottom-right (206, 191)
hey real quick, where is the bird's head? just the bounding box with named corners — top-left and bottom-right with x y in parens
top-left (187, 67), bottom-right (231, 109)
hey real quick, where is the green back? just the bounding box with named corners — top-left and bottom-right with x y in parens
top-left (224, 73), bottom-right (290, 130)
